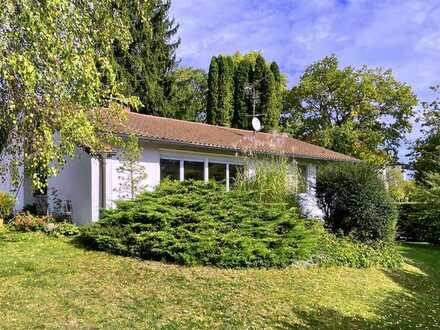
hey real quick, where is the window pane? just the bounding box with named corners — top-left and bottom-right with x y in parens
top-left (209, 163), bottom-right (226, 184)
top-left (184, 161), bottom-right (204, 180)
top-left (229, 164), bottom-right (244, 186)
top-left (160, 159), bottom-right (180, 180)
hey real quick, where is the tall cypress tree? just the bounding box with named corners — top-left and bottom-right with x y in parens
top-left (232, 59), bottom-right (251, 128)
top-left (270, 62), bottom-right (281, 83)
top-left (217, 55), bottom-right (234, 126)
top-left (268, 61), bottom-right (282, 130)
top-left (206, 52), bottom-right (284, 130)
top-left (207, 56), bottom-right (219, 124)
top-left (259, 68), bottom-right (278, 131)
top-left (113, 0), bottom-right (180, 115)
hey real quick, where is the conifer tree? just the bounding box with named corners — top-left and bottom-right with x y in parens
top-left (232, 59), bottom-right (252, 128)
top-left (217, 55), bottom-right (235, 126)
top-left (113, 0), bottom-right (180, 116)
top-left (207, 57), bottom-right (220, 124)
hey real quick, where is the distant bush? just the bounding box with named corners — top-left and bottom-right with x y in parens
top-left (316, 162), bottom-right (397, 243)
top-left (315, 232), bottom-right (403, 268)
top-left (0, 192), bottom-right (15, 220)
top-left (398, 173), bottom-right (440, 244)
top-left (80, 180), bottom-right (321, 268)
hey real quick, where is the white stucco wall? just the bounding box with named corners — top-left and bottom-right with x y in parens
top-left (105, 142), bottom-right (161, 208)
top-left (47, 148), bottom-right (94, 225)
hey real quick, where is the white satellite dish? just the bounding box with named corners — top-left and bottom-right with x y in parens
top-left (251, 117), bottom-right (262, 132)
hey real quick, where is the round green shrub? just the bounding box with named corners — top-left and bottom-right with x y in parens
top-left (316, 162), bottom-right (397, 243)
top-left (80, 180), bottom-right (321, 268)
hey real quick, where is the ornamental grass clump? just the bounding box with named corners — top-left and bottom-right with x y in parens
top-left (80, 180), bottom-right (320, 268)
top-left (234, 156), bottom-right (302, 204)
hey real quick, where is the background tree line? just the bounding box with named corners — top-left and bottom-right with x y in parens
top-left (206, 52), bottom-right (285, 131)
top-left (0, 0), bottom-right (429, 188)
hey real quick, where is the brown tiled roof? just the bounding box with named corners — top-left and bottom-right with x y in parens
top-left (118, 112), bottom-right (357, 161)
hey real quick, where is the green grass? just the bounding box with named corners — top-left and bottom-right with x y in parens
top-left (0, 228), bottom-right (439, 329)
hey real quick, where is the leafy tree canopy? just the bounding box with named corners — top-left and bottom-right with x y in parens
top-left (165, 67), bottom-right (208, 121)
top-left (284, 55), bottom-right (417, 166)
top-left (0, 0), bottom-right (143, 191)
top-left (410, 85), bottom-right (440, 183)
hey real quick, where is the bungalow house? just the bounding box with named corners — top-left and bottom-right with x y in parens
top-left (0, 112), bottom-right (356, 224)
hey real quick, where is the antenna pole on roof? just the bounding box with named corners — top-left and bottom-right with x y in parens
top-left (245, 75), bottom-right (270, 132)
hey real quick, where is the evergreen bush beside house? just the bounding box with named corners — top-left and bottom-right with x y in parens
top-left (79, 179), bottom-right (402, 269)
top-left (316, 162), bottom-right (398, 243)
top-left (80, 180), bottom-right (321, 268)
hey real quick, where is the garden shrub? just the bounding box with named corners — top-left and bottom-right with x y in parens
top-left (0, 192), bottom-right (15, 221)
top-left (45, 223), bottom-right (80, 237)
top-left (10, 212), bottom-right (51, 232)
top-left (9, 212), bottom-right (79, 237)
top-left (80, 180), bottom-right (321, 268)
top-left (315, 231), bottom-right (403, 268)
top-left (316, 162), bottom-right (397, 243)
top-left (398, 173), bottom-right (440, 244)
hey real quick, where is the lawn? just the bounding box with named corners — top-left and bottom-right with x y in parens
top-left (0, 229), bottom-right (439, 329)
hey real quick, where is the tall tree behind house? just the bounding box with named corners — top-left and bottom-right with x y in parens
top-left (113, 0), bottom-right (180, 116)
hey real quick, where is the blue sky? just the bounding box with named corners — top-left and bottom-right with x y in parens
top-left (171, 0), bottom-right (440, 163)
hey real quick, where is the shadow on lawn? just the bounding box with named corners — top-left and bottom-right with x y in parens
top-left (278, 243), bottom-right (440, 330)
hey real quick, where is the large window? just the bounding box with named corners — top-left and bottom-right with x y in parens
top-left (209, 163), bottom-right (226, 184)
top-left (160, 156), bottom-right (244, 189)
top-left (184, 161), bottom-right (204, 180)
top-left (160, 159), bottom-right (180, 180)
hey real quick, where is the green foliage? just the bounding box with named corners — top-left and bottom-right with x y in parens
top-left (410, 85), bottom-right (440, 183)
top-left (232, 60), bottom-right (252, 129)
top-left (206, 57), bottom-right (220, 124)
top-left (385, 167), bottom-right (413, 202)
top-left (45, 223), bottom-right (80, 238)
top-left (116, 135), bottom-right (148, 199)
top-left (80, 180), bottom-right (320, 268)
top-left (411, 134), bottom-right (440, 184)
top-left (113, 0), bottom-right (180, 115)
top-left (316, 232), bottom-right (403, 268)
top-left (0, 0), bottom-right (142, 191)
top-left (207, 52), bottom-right (285, 130)
top-left (316, 162), bottom-right (398, 243)
top-left (286, 55), bottom-right (417, 166)
top-left (217, 55), bottom-right (235, 126)
top-left (234, 157), bottom-right (301, 204)
top-left (402, 173), bottom-right (440, 244)
top-left (0, 192), bottom-right (15, 220)
top-left (165, 68), bottom-right (208, 121)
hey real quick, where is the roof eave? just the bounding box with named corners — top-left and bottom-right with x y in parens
top-left (128, 134), bottom-right (356, 162)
